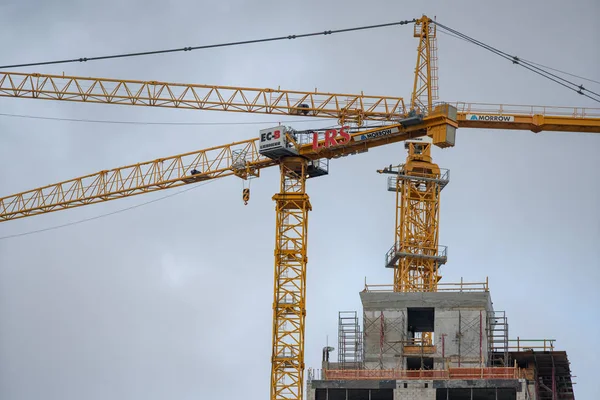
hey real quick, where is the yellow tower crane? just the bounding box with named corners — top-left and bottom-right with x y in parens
top-left (1, 15), bottom-right (599, 400)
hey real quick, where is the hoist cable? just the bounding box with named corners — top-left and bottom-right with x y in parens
top-left (437, 29), bottom-right (600, 87)
top-left (0, 19), bottom-right (416, 69)
top-left (432, 21), bottom-right (600, 103)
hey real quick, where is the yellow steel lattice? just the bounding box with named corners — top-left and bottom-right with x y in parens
top-left (270, 159), bottom-right (311, 400)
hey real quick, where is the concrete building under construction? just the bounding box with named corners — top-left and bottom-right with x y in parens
top-left (307, 280), bottom-right (574, 400)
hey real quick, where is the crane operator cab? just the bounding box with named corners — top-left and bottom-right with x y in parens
top-left (259, 125), bottom-right (300, 159)
top-left (259, 125), bottom-right (329, 178)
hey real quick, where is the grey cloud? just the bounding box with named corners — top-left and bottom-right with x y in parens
top-left (0, 0), bottom-right (598, 399)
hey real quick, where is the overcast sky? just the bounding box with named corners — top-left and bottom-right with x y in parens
top-left (0, 0), bottom-right (598, 399)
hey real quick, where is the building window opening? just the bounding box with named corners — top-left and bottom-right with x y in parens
top-left (407, 307), bottom-right (435, 345)
top-left (406, 357), bottom-right (434, 370)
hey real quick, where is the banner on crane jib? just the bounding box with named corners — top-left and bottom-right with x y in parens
top-left (352, 127), bottom-right (400, 142)
top-left (259, 126), bottom-right (286, 151)
top-left (466, 114), bottom-right (515, 122)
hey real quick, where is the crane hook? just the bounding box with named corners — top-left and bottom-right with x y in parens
top-left (242, 188), bottom-right (250, 205)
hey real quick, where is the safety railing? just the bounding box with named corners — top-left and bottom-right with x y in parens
top-left (363, 277), bottom-right (489, 293)
top-left (403, 338), bottom-right (433, 346)
top-left (386, 168), bottom-right (450, 192)
top-left (448, 101), bottom-right (600, 118)
top-left (449, 367), bottom-right (519, 379)
top-left (508, 338), bottom-right (555, 352)
top-left (403, 342), bottom-right (437, 355)
top-left (307, 366), bottom-right (520, 382)
top-left (384, 243), bottom-right (448, 268)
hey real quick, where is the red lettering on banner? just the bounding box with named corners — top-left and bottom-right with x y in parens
top-left (324, 129), bottom-right (338, 147)
top-left (312, 126), bottom-right (350, 151)
top-left (338, 126), bottom-right (350, 144)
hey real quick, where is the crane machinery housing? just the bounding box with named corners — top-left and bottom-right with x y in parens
top-left (0, 15), bottom-right (598, 400)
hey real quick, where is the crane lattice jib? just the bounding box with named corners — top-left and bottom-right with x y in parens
top-left (2, 105), bottom-right (600, 222)
top-left (0, 138), bottom-right (274, 221)
top-left (0, 71), bottom-right (406, 124)
top-left (453, 102), bottom-right (600, 133)
top-left (0, 111), bottom-right (458, 222)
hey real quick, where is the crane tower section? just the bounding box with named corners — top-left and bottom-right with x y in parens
top-left (381, 136), bottom-right (449, 294)
top-left (259, 125), bottom-right (328, 400)
top-left (411, 15), bottom-right (438, 113)
top-left (270, 158), bottom-right (311, 400)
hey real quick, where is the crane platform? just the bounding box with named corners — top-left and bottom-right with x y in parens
top-left (385, 244), bottom-right (448, 269)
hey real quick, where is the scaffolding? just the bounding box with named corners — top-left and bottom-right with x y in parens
top-left (454, 310), bottom-right (485, 367)
top-left (337, 311), bottom-right (362, 369)
top-left (488, 310), bottom-right (509, 366)
top-left (363, 310), bottom-right (405, 370)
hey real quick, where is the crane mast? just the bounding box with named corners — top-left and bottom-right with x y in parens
top-left (0, 15), bottom-right (599, 400)
top-left (384, 16), bottom-right (444, 347)
top-left (386, 16), bottom-right (447, 296)
top-left (411, 16), bottom-right (438, 113)
top-left (381, 138), bottom-right (448, 294)
top-left (271, 158), bottom-right (311, 400)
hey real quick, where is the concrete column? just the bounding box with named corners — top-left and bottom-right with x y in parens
top-left (516, 379), bottom-right (536, 400)
top-left (394, 381), bottom-right (435, 400)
